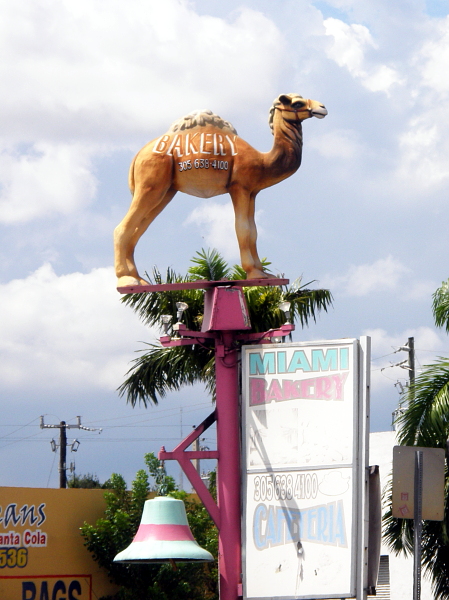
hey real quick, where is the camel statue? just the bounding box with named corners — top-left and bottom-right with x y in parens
top-left (114, 93), bottom-right (327, 287)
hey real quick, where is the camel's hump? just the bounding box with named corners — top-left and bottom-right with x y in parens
top-left (169, 109), bottom-right (238, 135)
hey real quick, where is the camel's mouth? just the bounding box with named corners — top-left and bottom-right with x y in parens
top-left (311, 107), bottom-right (328, 119)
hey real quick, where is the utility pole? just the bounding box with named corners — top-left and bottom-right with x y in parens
top-left (407, 336), bottom-right (415, 386)
top-left (192, 427), bottom-right (200, 474)
top-left (391, 337), bottom-right (415, 428)
top-left (60, 421), bottom-right (67, 488)
top-left (40, 416), bottom-right (102, 488)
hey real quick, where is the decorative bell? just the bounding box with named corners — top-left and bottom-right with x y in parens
top-left (113, 496), bottom-right (214, 564)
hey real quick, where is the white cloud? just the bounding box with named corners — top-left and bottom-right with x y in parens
top-left (323, 17), bottom-right (403, 94)
top-left (0, 0), bottom-right (285, 223)
top-left (0, 0), bottom-right (284, 144)
top-left (366, 326), bottom-right (449, 393)
top-left (0, 264), bottom-right (153, 392)
top-left (322, 257), bottom-right (437, 300)
top-left (309, 128), bottom-right (363, 160)
top-left (0, 143), bottom-right (97, 223)
top-left (184, 200), bottom-right (265, 262)
top-left (390, 18), bottom-right (449, 192)
top-left (417, 16), bottom-right (449, 94)
top-left (363, 64), bottom-right (400, 93)
top-left (324, 18), bottom-right (376, 73)
top-left (393, 46), bottom-right (449, 193)
top-left (322, 256), bottom-right (410, 297)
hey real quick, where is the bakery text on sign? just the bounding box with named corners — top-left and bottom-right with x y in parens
top-left (248, 347), bottom-right (350, 406)
top-left (153, 132), bottom-right (238, 158)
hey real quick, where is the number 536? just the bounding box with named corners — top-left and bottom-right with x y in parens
top-left (0, 547), bottom-right (28, 568)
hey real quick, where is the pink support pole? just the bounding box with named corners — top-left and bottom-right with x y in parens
top-left (123, 278), bottom-right (294, 600)
top-left (215, 333), bottom-right (242, 600)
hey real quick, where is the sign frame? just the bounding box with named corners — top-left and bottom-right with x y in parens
top-left (241, 337), bottom-right (370, 600)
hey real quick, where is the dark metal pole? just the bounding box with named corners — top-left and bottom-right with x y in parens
top-left (192, 429), bottom-right (200, 474)
top-left (59, 421), bottom-right (67, 489)
top-left (413, 450), bottom-right (423, 600)
top-left (408, 337), bottom-right (415, 386)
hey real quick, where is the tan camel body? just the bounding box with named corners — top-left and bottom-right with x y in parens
top-left (114, 93), bottom-right (327, 287)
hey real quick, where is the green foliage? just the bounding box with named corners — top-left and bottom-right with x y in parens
top-left (119, 248), bottom-right (332, 407)
top-left (433, 279), bottom-right (449, 333)
top-left (81, 472), bottom-right (152, 599)
top-left (395, 359), bottom-right (449, 447)
top-left (81, 456), bottom-right (218, 600)
top-left (188, 248), bottom-right (232, 282)
top-left (383, 284), bottom-right (449, 599)
top-left (144, 453), bottom-right (177, 496)
top-left (68, 472), bottom-right (103, 488)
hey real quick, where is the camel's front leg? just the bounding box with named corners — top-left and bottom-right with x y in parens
top-left (230, 186), bottom-right (268, 279)
top-left (114, 186), bottom-right (175, 287)
top-left (125, 188), bottom-right (177, 283)
top-left (247, 194), bottom-right (278, 278)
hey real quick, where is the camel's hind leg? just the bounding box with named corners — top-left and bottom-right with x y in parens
top-left (114, 186), bottom-right (176, 287)
top-left (230, 187), bottom-right (267, 279)
top-left (246, 193), bottom-right (266, 274)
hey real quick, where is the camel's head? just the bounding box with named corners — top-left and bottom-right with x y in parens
top-left (269, 93), bottom-right (327, 132)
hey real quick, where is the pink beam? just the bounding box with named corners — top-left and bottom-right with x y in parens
top-left (159, 412), bottom-right (220, 528)
top-left (234, 323), bottom-right (294, 343)
top-left (118, 278), bottom-right (289, 295)
top-left (169, 410), bottom-right (217, 453)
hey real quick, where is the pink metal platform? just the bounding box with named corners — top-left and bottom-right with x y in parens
top-left (117, 277), bottom-right (289, 294)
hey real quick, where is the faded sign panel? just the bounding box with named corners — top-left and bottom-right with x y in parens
top-left (245, 343), bottom-right (355, 470)
top-left (248, 404), bottom-right (352, 469)
top-left (245, 467), bottom-right (354, 599)
top-left (242, 339), bottom-right (369, 600)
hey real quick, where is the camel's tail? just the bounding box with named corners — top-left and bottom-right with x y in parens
top-left (128, 154), bottom-right (137, 195)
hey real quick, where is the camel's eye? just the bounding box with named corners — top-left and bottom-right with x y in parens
top-left (291, 101), bottom-right (305, 109)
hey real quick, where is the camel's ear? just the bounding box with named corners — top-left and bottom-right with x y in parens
top-left (278, 94), bottom-right (292, 106)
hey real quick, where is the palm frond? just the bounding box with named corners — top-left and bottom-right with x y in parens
top-left (121, 265), bottom-right (205, 332)
top-left (118, 343), bottom-right (215, 407)
top-left (285, 285), bottom-right (333, 328)
top-left (118, 249), bottom-right (332, 407)
top-left (396, 358), bottom-right (449, 447)
top-left (433, 279), bottom-right (449, 332)
top-left (383, 355), bottom-right (449, 599)
top-left (188, 248), bottom-right (232, 281)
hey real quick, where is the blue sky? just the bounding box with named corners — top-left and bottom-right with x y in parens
top-left (1, 0), bottom-right (449, 488)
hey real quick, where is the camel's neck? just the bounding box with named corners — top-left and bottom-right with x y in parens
top-left (263, 113), bottom-right (303, 183)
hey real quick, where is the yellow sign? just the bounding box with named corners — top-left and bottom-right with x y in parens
top-left (0, 487), bottom-right (117, 600)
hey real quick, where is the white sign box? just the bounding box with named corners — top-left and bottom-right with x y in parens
top-left (242, 339), bottom-right (370, 600)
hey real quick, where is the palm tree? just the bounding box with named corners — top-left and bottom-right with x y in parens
top-left (118, 249), bottom-right (333, 407)
top-left (383, 279), bottom-right (449, 599)
top-left (432, 277), bottom-right (449, 333)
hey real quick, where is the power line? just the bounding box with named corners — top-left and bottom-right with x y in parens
top-left (40, 416), bottom-right (102, 488)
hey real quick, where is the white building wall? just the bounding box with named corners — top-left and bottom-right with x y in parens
top-left (369, 431), bottom-right (434, 600)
